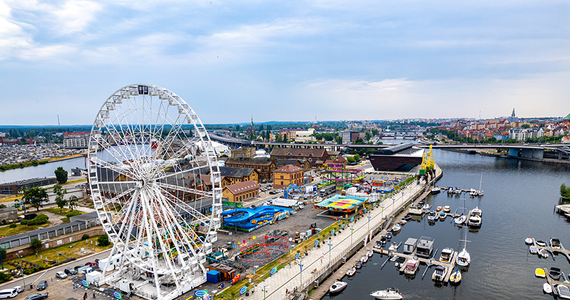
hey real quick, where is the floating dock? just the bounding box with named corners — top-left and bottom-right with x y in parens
top-left (374, 248), bottom-right (457, 283)
top-left (531, 238), bottom-right (570, 263)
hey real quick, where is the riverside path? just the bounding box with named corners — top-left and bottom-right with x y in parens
top-left (247, 166), bottom-right (442, 300)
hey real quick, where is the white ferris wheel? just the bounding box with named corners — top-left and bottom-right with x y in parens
top-left (87, 84), bottom-right (222, 300)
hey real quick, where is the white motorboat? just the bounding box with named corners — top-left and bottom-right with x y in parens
top-left (550, 237), bottom-right (561, 250)
top-left (543, 283), bottom-right (552, 294)
top-left (428, 211), bottom-right (437, 222)
top-left (403, 258), bottom-right (419, 275)
top-left (439, 248), bottom-right (455, 263)
top-left (432, 266), bottom-right (447, 281)
top-left (558, 285), bottom-right (570, 299)
top-left (367, 250), bottom-right (374, 258)
top-left (524, 236), bottom-right (533, 245)
top-left (469, 188), bottom-right (478, 197)
top-left (454, 215), bottom-right (466, 225)
top-left (529, 246), bottom-right (538, 254)
top-left (431, 187), bottom-right (441, 194)
top-left (447, 188), bottom-right (455, 195)
top-left (388, 242), bottom-right (398, 252)
top-left (467, 207), bottom-right (482, 228)
top-left (400, 220), bottom-right (407, 225)
top-left (408, 205), bottom-right (423, 215)
top-left (370, 287), bottom-right (403, 300)
top-left (346, 267), bottom-right (356, 277)
top-left (454, 188), bottom-right (462, 195)
top-left (423, 203), bottom-right (430, 211)
top-left (329, 280), bottom-right (347, 294)
top-left (443, 206), bottom-right (451, 213)
top-left (538, 248), bottom-right (549, 258)
top-left (536, 240), bottom-right (546, 247)
top-left (361, 255), bottom-right (368, 263)
top-left (392, 224), bottom-right (401, 232)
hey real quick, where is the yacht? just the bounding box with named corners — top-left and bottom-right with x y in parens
top-left (454, 215), bottom-right (466, 225)
top-left (329, 280), bottom-right (347, 294)
top-left (388, 242), bottom-right (398, 252)
top-left (370, 287), bottom-right (403, 300)
top-left (380, 236), bottom-right (388, 246)
top-left (432, 266), bottom-right (447, 281)
top-left (386, 232), bottom-right (393, 240)
top-left (392, 224), bottom-right (401, 232)
top-left (403, 258), bottom-right (419, 275)
top-left (469, 188), bottom-right (478, 197)
top-left (427, 211), bottom-right (437, 222)
top-left (457, 229), bottom-right (470, 267)
top-left (355, 261), bottom-right (363, 269)
top-left (467, 207), bottom-right (482, 228)
top-left (416, 236), bottom-right (435, 258)
top-left (454, 188), bottom-right (462, 195)
top-left (449, 269), bottom-right (462, 284)
top-left (408, 205), bottom-right (423, 215)
top-left (447, 188), bottom-right (455, 195)
top-left (439, 248), bottom-right (455, 263)
top-left (422, 203), bottom-right (431, 212)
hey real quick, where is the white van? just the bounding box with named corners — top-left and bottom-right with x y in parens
top-left (0, 288), bottom-right (17, 298)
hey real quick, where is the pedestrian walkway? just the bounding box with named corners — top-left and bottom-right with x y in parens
top-left (249, 168), bottom-right (441, 300)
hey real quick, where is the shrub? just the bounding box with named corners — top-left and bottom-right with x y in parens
top-left (0, 271), bottom-right (12, 283)
top-left (20, 220), bottom-right (29, 225)
top-left (0, 248), bottom-right (6, 259)
top-left (27, 214), bottom-right (49, 226)
top-left (1, 219), bottom-right (5, 224)
top-left (82, 234), bottom-right (90, 240)
top-left (97, 235), bottom-right (110, 247)
top-left (9, 223), bottom-right (16, 228)
top-left (66, 211), bottom-right (82, 218)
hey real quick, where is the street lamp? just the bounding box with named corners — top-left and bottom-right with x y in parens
top-left (367, 212), bottom-right (371, 234)
top-left (350, 225), bottom-right (354, 245)
top-left (261, 284), bottom-right (269, 299)
top-left (297, 259), bottom-right (304, 290)
top-left (328, 239), bottom-right (333, 267)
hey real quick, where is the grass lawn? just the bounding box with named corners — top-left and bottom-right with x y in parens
top-left (45, 207), bottom-right (85, 217)
top-left (4, 235), bottom-right (113, 270)
top-left (0, 222), bottom-right (51, 237)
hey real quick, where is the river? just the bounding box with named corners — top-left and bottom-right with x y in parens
top-left (328, 149), bottom-right (570, 300)
top-left (0, 156), bottom-right (85, 184)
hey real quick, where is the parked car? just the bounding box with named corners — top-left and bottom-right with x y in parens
top-left (0, 288), bottom-right (18, 299)
top-left (24, 293), bottom-right (48, 300)
top-left (55, 271), bottom-right (67, 279)
top-left (85, 261), bottom-right (98, 268)
top-left (64, 268), bottom-right (77, 275)
top-left (13, 286), bottom-right (23, 293)
top-left (36, 280), bottom-right (47, 291)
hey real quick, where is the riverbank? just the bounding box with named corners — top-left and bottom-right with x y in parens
top-left (443, 148), bottom-right (570, 165)
top-left (0, 153), bottom-right (84, 172)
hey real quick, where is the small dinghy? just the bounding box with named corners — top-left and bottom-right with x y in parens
top-left (367, 250), bottom-right (374, 258)
top-left (529, 246), bottom-right (538, 254)
top-left (558, 285), bottom-right (570, 299)
top-left (388, 242), bottom-right (398, 252)
top-left (380, 236), bottom-right (387, 246)
top-left (538, 248), bottom-right (549, 258)
top-left (535, 268), bottom-right (546, 278)
top-left (403, 215), bottom-right (412, 221)
top-left (439, 212), bottom-right (447, 220)
top-left (536, 240), bottom-right (546, 247)
top-left (454, 215), bottom-right (466, 225)
top-left (361, 255), bottom-right (369, 263)
top-left (400, 220), bottom-right (407, 225)
top-left (346, 267), bottom-right (356, 277)
top-left (443, 206), bottom-right (451, 213)
top-left (525, 236), bottom-right (533, 245)
top-left (543, 283), bottom-right (552, 294)
top-left (355, 261), bottom-right (363, 269)
top-left (370, 287), bottom-right (402, 300)
top-left (436, 206), bottom-right (442, 211)
top-left (386, 232), bottom-right (393, 240)
top-left (329, 280), bottom-right (347, 294)
top-left (374, 241), bottom-right (383, 249)
top-left (449, 269), bottom-right (462, 284)
top-left (392, 224), bottom-right (401, 232)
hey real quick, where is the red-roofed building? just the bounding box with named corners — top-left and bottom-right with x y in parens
top-left (273, 164), bottom-right (304, 189)
top-left (222, 180), bottom-right (260, 203)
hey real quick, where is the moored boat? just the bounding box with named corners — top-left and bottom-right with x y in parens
top-left (524, 236), bottom-right (532, 245)
top-left (439, 248), bottom-right (455, 263)
top-left (443, 206), bottom-right (451, 213)
top-left (392, 224), bottom-right (401, 232)
top-left (536, 240), bottom-right (546, 247)
top-left (431, 187), bottom-right (441, 194)
top-left (361, 255), bottom-right (368, 263)
top-left (559, 285), bottom-right (570, 299)
top-left (346, 267), bottom-right (356, 277)
top-left (549, 267), bottom-right (561, 280)
top-left (529, 246), bottom-right (538, 254)
top-left (543, 283), bottom-right (552, 294)
top-left (439, 212), bottom-right (447, 220)
top-left (550, 237), bottom-right (561, 250)
top-left (432, 266), bottom-right (447, 281)
top-left (469, 188), bottom-right (478, 197)
top-left (380, 236), bottom-right (387, 246)
top-left (388, 242), bottom-right (398, 252)
top-left (535, 268), bottom-right (546, 278)
top-left (355, 261), bottom-right (363, 269)
top-left (386, 232), bottom-right (393, 240)
top-left (436, 206), bottom-right (442, 212)
top-left (403, 258), bottom-right (419, 275)
top-left (423, 203), bottom-right (430, 211)
top-left (467, 207), bottom-right (482, 228)
top-left (428, 211), bottom-right (437, 222)
top-left (538, 248), bottom-right (549, 258)
top-left (370, 287), bottom-right (403, 300)
top-left (454, 215), bottom-right (466, 225)
top-left (329, 280), bottom-right (347, 294)
top-left (409, 206), bottom-right (423, 215)
top-left (449, 269), bottom-right (462, 284)
top-left (367, 250), bottom-right (374, 258)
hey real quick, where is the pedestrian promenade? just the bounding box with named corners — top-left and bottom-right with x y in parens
top-left (249, 168), bottom-right (441, 300)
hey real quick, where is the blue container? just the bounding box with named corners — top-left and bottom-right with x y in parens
top-left (207, 270), bottom-right (221, 283)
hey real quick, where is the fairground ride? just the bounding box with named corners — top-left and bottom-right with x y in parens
top-left (87, 84), bottom-right (223, 300)
top-left (320, 163), bottom-right (365, 188)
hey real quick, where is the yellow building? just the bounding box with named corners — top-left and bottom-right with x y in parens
top-left (222, 180), bottom-right (260, 203)
top-left (217, 167), bottom-right (259, 188)
top-left (273, 164), bottom-right (304, 189)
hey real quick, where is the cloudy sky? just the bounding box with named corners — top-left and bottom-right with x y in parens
top-left (0, 0), bottom-right (569, 125)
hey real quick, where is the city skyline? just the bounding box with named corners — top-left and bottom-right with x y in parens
top-left (1, 0), bottom-right (569, 125)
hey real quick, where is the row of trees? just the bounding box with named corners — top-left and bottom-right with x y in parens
top-left (560, 184), bottom-right (570, 200)
top-left (21, 183), bottom-right (78, 212)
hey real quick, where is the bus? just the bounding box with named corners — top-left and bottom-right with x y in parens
top-left (319, 185), bottom-right (336, 197)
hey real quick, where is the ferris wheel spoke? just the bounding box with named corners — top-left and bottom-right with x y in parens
top-left (158, 186), bottom-right (208, 221)
top-left (155, 182), bottom-right (212, 198)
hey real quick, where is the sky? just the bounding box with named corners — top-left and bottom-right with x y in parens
top-left (0, 0), bottom-right (569, 125)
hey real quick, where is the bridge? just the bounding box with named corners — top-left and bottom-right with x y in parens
top-left (209, 134), bottom-right (570, 160)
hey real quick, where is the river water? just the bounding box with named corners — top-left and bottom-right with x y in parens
top-left (328, 149), bottom-right (570, 300)
top-left (0, 156), bottom-right (85, 184)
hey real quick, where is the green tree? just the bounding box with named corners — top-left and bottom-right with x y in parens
top-left (53, 183), bottom-right (68, 212)
top-left (365, 131), bottom-right (372, 141)
top-left (30, 238), bottom-right (42, 253)
top-left (372, 129), bottom-right (379, 136)
top-left (54, 166), bottom-right (68, 184)
top-left (347, 156), bottom-right (355, 163)
top-left (561, 183), bottom-right (570, 199)
top-left (68, 195), bottom-right (79, 211)
top-left (22, 187), bottom-right (49, 211)
top-left (0, 248), bottom-right (6, 259)
top-left (98, 235), bottom-right (110, 247)
top-left (335, 136), bottom-right (342, 144)
top-left (521, 124), bottom-right (530, 129)
top-left (353, 154), bottom-right (360, 161)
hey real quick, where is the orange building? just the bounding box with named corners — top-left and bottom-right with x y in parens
top-left (273, 164), bottom-right (304, 189)
top-left (222, 180), bottom-right (260, 203)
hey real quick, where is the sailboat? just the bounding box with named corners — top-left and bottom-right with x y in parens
top-left (457, 228), bottom-right (471, 267)
top-left (477, 174), bottom-right (484, 196)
